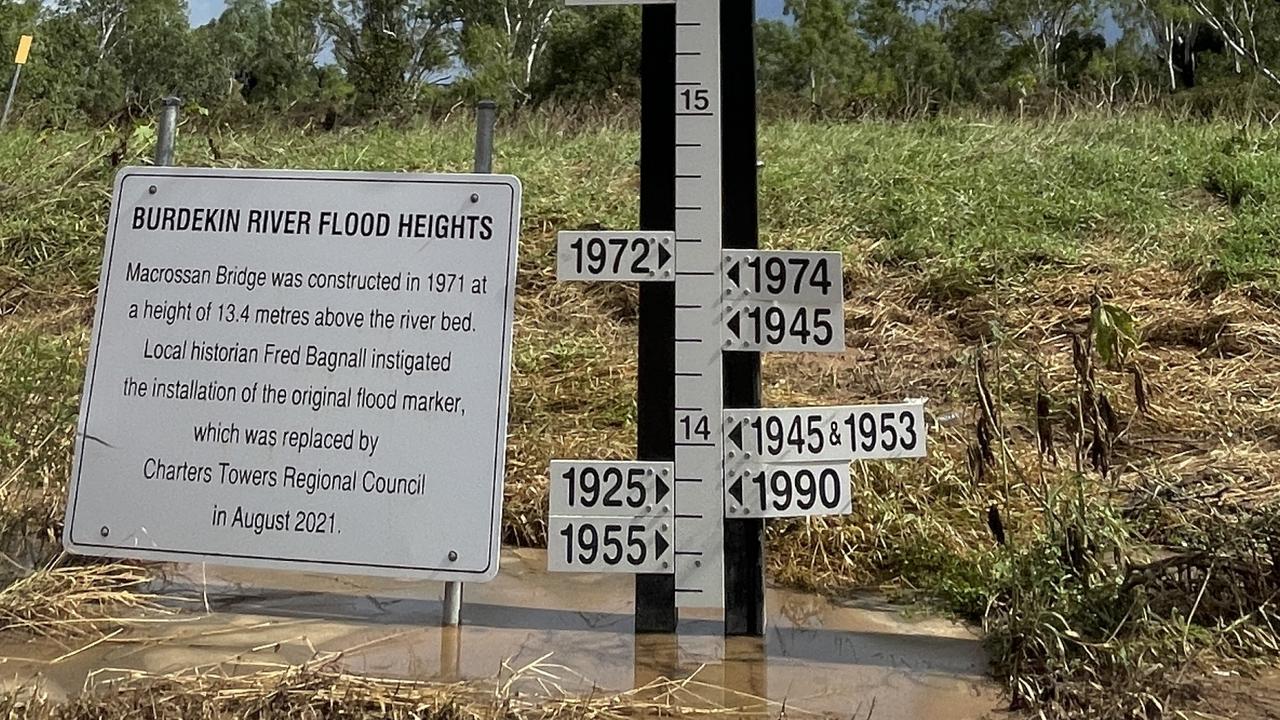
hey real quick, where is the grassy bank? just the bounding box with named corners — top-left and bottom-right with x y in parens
top-left (1, 115), bottom-right (1278, 718)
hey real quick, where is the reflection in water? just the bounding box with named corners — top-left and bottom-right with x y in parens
top-left (0, 549), bottom-right (999, 719)
top-left (722, 636), bottom-right (768, 715)
top-left (631, 633), bottom-right (768, 715)
top-left (439, 626), bottom-right (461, 681)
top-left (632, 632), bottom-right (678, 690)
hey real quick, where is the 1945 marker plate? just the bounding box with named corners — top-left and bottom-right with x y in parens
top-left (724, 403), bottom-right (927, 464)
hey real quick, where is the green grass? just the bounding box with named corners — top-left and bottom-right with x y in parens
top-left (760, 117), bottom-right (1280, 294)
top-left (1, 113), bottom-right (1279, 719)
top-left (2, 115), bottom-right (1279, 300)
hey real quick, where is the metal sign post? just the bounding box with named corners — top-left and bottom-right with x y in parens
top-left (442, 99), bottom-right (500, 628)
top-left (718, 0), bottom-right (764, 635)
top-left (1, 35), bottom-right (33, 131)
top-left (553, 0), bottom-right (929, 637)
top-left (154, 97), bottom-right (180, 167)
top-left (635, 1), bottom-right (679, 633)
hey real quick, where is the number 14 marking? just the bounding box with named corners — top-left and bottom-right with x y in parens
top-left (678, 412), bottom-right (712, 444)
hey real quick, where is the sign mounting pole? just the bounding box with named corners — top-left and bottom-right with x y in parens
top-left (672, 0), bottom-right (725, 609)
top-left (719, 0), bottom-right (764, 636)
top-left (1, 35), bottom-right (33, 131)
top-left (441, 99), bottom-right (500, 628)
top-left (636, 1), bottom-right (679, 633)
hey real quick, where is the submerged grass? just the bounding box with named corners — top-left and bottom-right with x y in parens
top-left (0, 113), bottom-right (1278, 718)
top-left (0, 652), bottom-right (808, 719)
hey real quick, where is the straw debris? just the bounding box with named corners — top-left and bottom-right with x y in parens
top-left (0, 653), bottom-right (810, 719)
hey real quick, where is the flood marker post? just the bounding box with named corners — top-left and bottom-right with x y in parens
top-left (636, 0), bottom-right (679, 633)
top-left (719, 0), bottom-right (764, 636)
top-left (552, 0), bottom-right (929, 637)
top-left (442, 99), bottom-right (500, 628)
top-left (1, 35), bottom-right (33, 131)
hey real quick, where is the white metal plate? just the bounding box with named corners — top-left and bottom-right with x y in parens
top-left (556, 231), bottom-right (674, 282)
top-left (672, 0), bottom-right (725, 608)
top-left (64, 167), bottom-right (521, 581)
top-left (547, 515), bottom-right (675, 574)
top-left (548, 460), bottom-right (673, 517)
top-left (724, 403), bottom-right (928, 464)
top-left (723, 299), bottom-right (845, 353)
top-left (722, 250), bottom-right (843, 303)
top-left (725, 462), bottom-right (853, 519)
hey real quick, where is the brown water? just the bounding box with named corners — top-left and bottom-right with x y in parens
top-left (0, 548), bottom-right (1002, 718)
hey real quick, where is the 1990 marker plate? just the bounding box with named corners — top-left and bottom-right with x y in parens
top-left (725, 461), bottom-right (853, 518)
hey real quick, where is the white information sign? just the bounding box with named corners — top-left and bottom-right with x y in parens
top-left (556, 231), bottom-right (674, 282)
top-left (725, 462), bottom-right (853, 519)
top-left (722, 250), bottom-right (843, 302)
top-left (724, 403), bottom-right (928, 464)
top-left (723, 300), bottom-right (845, 353)
top-left (547, 515), bottom-right (674, 574)
top-left (549, 460), bottom-right (672, 516)
top-left (63, 167), bottom-right (522, 581)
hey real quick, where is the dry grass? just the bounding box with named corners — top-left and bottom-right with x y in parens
top-left (0, 559), bottom-right (160, 640)
top-left (0, 117), bottom-right (1277, 718)
top-left (0, 652), bottom-right (809, 719)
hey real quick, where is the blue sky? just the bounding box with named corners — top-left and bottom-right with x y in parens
top-left (189, 0), bottom-right (789, 26)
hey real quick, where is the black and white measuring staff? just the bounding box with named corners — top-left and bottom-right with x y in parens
top-left (559, 0), bottom-right (728, 607)
top-left (553, 0), bottom-right (931, 628)
top-left (669, 0), bottom-right (728, 608)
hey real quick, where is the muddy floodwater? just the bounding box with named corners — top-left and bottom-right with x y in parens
top-left (0, 549), bottom-right (1002, 718)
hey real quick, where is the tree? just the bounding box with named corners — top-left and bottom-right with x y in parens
top-left (757, 19), bottom-right (811, 98)
top-left (24, 0), bottom-right (223, 118)
top-left (1179, 0), bottom-right (1280, 87)
top-left (1055, 28), bottom-right (1106, 86)
top-left (785, 0), bottom-right (867, 110)
top-left (206, 0), bottom-right (273, 100)
top-left (1124, 0), bottom-right (1196, 90)
top-left (529, 6), bottom-right (640, 105)
top-left (453, 0), bottom-right (560, 104)
top-left (858, 0), bottom-right (955, 112)
top-left (0, 0), bottom-right (38, 60)
top-left (205, 0), bottom-right (328, 107)
top-left (988, 0), bottom-right (1100, 83)
top-left (255, 0), bottom-right (331, 106)
top-left (109, 0), bottom-right (222, 111)
top-left (940, 4), bottom-right (1008, 101)
top-left (325, 0), bottom-right (454, 113)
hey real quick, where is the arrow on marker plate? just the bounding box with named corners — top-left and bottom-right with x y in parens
top-left (726, 421), bottom-right (744, 451)
top-left (726, 311), bottom-right (741, 340)
top-left (726, 259), bottom-right (740, 287)
top-left (658, 243), bottom-right (673, 270)
top-left (655, 529), bottom-right (670, 558)
top-left (728, 475), bottom-right (744, 505)
top-left (655, 474), bottom-right (670, 503)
